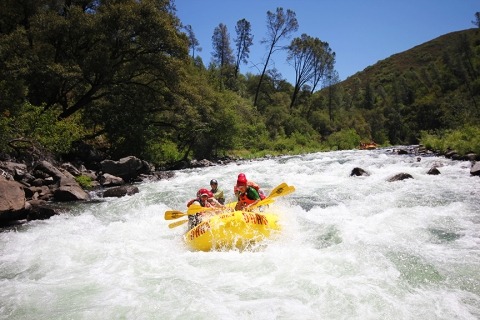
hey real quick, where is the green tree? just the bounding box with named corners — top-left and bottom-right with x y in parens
top-left (184, 24), bottom-right (201, 59)
top-left (211, 23), bottom-right (235, 87)
top-left (0, 0), bottom-right (190, 159)
top-left (473, 12), bottom-right (480, 28)
top-left (287, 34), bottom-right (335, 110)
top-left (234, 19), bottom-right (253, 78)
top-left (324, 69), bottom-right (340, 122)
top-left (212, 23), bottom-right (234, 69)
top-left (254, 7), bottom-right (298, 108)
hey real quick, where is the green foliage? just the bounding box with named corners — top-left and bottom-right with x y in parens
top-left (0, 2), bottom-right (479, 164)
top-left (325, 129), bottom-right (361, 151)
top-left (0, 112), bottom-right (12, 149)
top-left (145, 140), bottom-right (182, 166)
top-left (75, 175), bottom-right (93, 190)
top-left (420, 126), bottom-right (480, 155)
top-left (1, 102), bottom-right (85, 154)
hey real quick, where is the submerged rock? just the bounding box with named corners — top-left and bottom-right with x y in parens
top-left (387, 173), bottom-right (413, 182)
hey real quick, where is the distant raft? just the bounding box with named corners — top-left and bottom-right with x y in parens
top-left (184, 210), bottom-right (281, 252)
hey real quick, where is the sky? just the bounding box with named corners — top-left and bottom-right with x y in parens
top-left (174, 0), bottom-right (478, 85)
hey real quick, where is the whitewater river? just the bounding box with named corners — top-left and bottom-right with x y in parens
top-left (1, 148), bottom-right (479, 319)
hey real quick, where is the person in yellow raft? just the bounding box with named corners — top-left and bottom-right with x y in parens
top-left (187, 188), bottom-right (224, 229)
top-left (209, 179), bottom-right (225, 205)
top-left (234, 173), bottom-right (264, 211)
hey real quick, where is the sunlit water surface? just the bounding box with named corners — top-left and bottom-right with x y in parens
top-left (1, 149), bottom-right (479, 319)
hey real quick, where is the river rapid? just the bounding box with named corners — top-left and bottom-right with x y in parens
top-left (1, 148), bottom-right (479, 319)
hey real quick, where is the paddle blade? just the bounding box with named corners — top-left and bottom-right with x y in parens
top-left (268, 183), bottom-right (295, 199)
top-left (168, 219), bottom-right (188, 229)
top-left (250, 197), bottom-right (275, 209)
top-left (225, 201), bottom-right (237, 209)
top-left (267, 183), bottom-right (288, 198)
top-left (164, 210), bottom-right (187, 220)
top-left (187, 204), bottom-right (214, 214)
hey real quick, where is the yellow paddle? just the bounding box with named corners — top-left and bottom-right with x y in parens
top-left (267, 184), bottom-right (295, 199)
top-left (224, 182), bottom-right (289, 209)
top-left (249, 185), bottom-right (295, 209)
top-left (164, 210), bottom-right (187, 220)
top-left (167, 206), bottom-right (218, 228)
top-left (228, 182), bottom-right (295, 211)
top-left (187, 204), bottom-right (215, 214)
top-left (168, 219), bottom-right (188, 228)
top-left (164, 205), bottom-right (215, 221)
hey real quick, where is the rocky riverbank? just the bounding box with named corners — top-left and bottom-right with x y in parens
top-left (0, 154), bottom-right (237, 227)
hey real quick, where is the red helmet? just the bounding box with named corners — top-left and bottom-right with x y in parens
top-left (236, 173), bottom-right (247, 186)
top-left (197, 188), bottom-right (210, 198)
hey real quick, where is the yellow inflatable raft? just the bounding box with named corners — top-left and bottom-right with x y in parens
top-left (184, 210), bottom-right (281, 251)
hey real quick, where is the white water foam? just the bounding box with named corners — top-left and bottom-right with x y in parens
top-left (1, 149), bottom-right (479, 319)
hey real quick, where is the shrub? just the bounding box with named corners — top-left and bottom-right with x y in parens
top-left (420, 126), bottom-right (480, 155)
top-left (145, 140), bottom-right (183, 165)
top-left (325, 129), bottom-right (361, 150)
top-left (75, 175), bottom-right (93, 190)
top-left (6, 102), bottom-right (85, 154)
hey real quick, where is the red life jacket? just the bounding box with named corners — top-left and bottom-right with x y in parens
top-left (238, 191), bottom-right (256, 207)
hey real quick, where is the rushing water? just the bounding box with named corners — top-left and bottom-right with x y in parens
top-left (1, 148), bottom-right (479, 319)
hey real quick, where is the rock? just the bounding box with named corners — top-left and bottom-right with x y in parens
top-left (465, 153), bottom-right (478, 161)
top-left (190, 159), bottom-right (215, 168)
top-left (350, 167), bottom-right (370, 176)
top-left (35, 160), bottom-right (64, 181)
top-left (444, 150), bottom-right (458, 159)
top-left (101, 156), bottom-right (153, 181)
top-left (35, 160), bottom-right (90, 201)
top-left (0, 161), bottom-right (27, 180)
top-left (99, 173), bottom-right (124, 187)
top-left (0, 178), bottom-right (27, 223)
top-left (26, 200), bottom-right (59, 220)
top-left (471, 162), bottom-right (480, 176)
top-left (387, 173), bottom-right (414, 182)
top-left (28, 186), bottom-right (53, 201)
top-left (54, 185), bottom-right (90, 201)
top-left (60, 163), bottom-right (81, 176)
top-left (103, 186), bottom-right (139, 198)
top-left (427, 167), bottom-right (441, 175)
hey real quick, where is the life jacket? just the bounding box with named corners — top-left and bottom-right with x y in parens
top-left (234, 181), bottom-right (266, 200)
top-left (238, 187), bottom-right (260, 207)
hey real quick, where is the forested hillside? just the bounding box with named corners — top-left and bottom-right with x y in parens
top-left (335, 28), bottom-right (480, 152)
top-left (1, 1), bottom-right (479, 168)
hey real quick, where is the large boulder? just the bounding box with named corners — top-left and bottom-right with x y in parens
top-left (101, 156), bottom-right (153, 181)
top-left (0, 161), bottom-right (27, 180)
top-left (35, 160), bottom-right (90, 201)
top-left (103, 186), bottom-right (139, 198)
top-left (26, 200), bottom-right (59, 220)
top-left (0, 177), bottom-right (27, 223)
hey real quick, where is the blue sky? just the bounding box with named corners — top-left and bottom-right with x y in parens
top-left (174, 0), bottom-right (478, 84)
